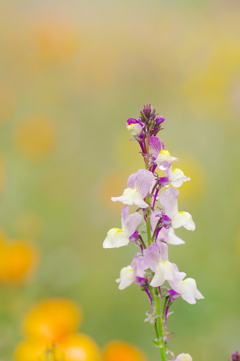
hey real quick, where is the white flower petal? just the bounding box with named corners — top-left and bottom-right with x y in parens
top-left (150, 261), bottom-right (176, 287)
top-left (103, 228), bottom-right (129, 248)
top-left (150, 263), bottom-right (165, 287)
top-left (180, 278), bottom-right (204, 304)
top-left (117, 266), bottom-right (135, 290)
top-left (112, 188), bottom-right (148, 208)
top-left (127, 123), bottom-right (142, 136)
top-left (172, 212), bottom-right (195, 230)
top-left (169, 168), bottom-right (191, 188)
top-left (175, 353), bottom-right (193, 361)
top-left (156, 150), bottom-right (179, 170)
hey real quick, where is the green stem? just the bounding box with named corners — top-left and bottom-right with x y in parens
top-left (146, 216), bottom-right (152, 246)
top-left (154, 290), bottom-right (167, 361)
top-left (143, 136), bottom-right (167, 361)
top-left (138, 235), bottom-right (147, 249)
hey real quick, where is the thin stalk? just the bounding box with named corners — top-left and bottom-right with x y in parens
top-left (143, 134), bottom-right (167, 361)
top-left (146, 216), bottom-right (152, 246)
top-left (154, 290), bottom-right (167, 361)
top-left (139, 235), bottom-right (147, 249)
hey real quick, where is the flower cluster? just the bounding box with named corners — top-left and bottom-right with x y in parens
top-left (103, 105), bottom-right (204, 361)
top-left (14, 298), bottom-right (148, 361)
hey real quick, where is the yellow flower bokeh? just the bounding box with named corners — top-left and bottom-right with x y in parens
top-left (0, 234), bottom-right (39, 284)
top-left (15, 299), bottom-right (101, 361)
top-left (99, 169), bottom-right (133, 212)
top-left (14, 114), bottom-right (55, 159)
top-left (23, 299), bottom-right (82, 343)
top-left (59, 333), bottom-right (101, 361)
top-left (14, 338), bottom-right (47, 361)
top-left (102, 340), bottom-right (148, 361)
top-left (32, 18), bottom-right (80, 64)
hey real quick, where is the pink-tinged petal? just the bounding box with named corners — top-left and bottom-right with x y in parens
top-left (172, 212), bottom-right (195, 230)
top-left (103, 228), bottom-right (129, 248)
top-left (116, 266), bottom-right (135, 290)
top-left (143, 243), bottom-right (161, 271)
top-left (121, 206), bottom-right (142, 237)
top-left (149, 136), bottom-right (164, 158)
top-left (171, 264), bottom-right (186, 280)
top-left (168, 278), bottom-right (183, 293)
top-left (160, 188), bottom-right (179, 218)
top-left (131, 253), bottom-right (148, 277)
top-left (127, 173), bottom-right (137, 188)
top-left (150, 211), bottom-right (162, 232)
top-left (135, 169), bottom-right (155, 198)
top-left (158, 228), bottom-right (185, 245)
top-left (156, 241), bottom-right (169, 262)
top-left (175, 353), bottom-right (192, 361)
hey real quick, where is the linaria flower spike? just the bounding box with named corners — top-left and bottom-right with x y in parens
top-left (103, 105), bottom-right (203, 361)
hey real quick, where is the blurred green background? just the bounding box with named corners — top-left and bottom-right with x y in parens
top-left (0, 0), bottom-right (240, 359)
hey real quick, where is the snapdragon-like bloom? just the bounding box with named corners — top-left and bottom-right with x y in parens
top-left (175, 353), bottom-right (193, 361)
top-left (166, 166), bottom-right (190, 188)
top-left (126, 118), bottom-right (143, 137)
top-left (143, 243), bottom-right (185, 287)
top-left (111, 169), bottom-right (155, 208)
top-left (150, 211), bottom-right (185, 245)
top-left (169, 277), bottom-right (204, 304)
top-left (103, 206), bottom-right (142, 248)
top-left (116, 265), bottom-right (135, 290)
top-left (160, 188), bottom-right (195, 230)
top-left (116, 253), bottom-right (148, 290)
top-left (156, 150), bottom-right (179, 170)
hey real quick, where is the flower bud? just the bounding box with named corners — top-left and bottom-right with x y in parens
top-left (155, 116), bottom-right (165, 125)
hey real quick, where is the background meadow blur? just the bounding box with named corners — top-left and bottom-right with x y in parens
top-left (0, 0), bottom-right (240, 360)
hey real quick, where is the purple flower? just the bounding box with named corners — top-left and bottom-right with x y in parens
top-left (231, 352), bottom-right (240, 361)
